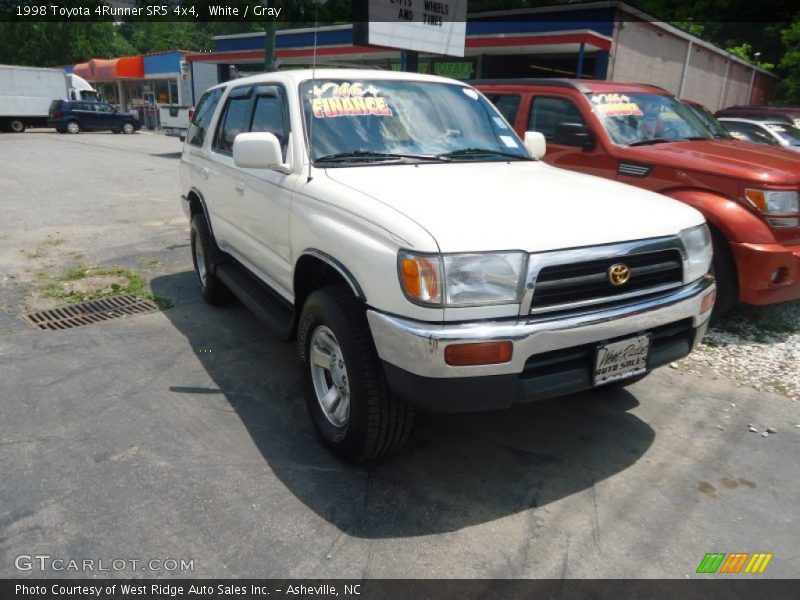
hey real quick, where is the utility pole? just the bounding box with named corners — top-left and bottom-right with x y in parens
top-left (263, 1), bottom-right (277, 72)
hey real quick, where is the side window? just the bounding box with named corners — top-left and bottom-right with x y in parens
top-left (486, 94), bottom-right (521, 125)
top-left (528, 97), bottom-right (585, 140)
top-left (187, 88), bottom-right (223, 147)
top-left (251, 90), bottom-right (289, 160)
top-left (213, 88), bottom-right (254, 155)
top-left (95, 103), bottom-right (114, 113)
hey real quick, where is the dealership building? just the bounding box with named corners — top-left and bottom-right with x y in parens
top-left (187, 1), bottom-right (776, 111)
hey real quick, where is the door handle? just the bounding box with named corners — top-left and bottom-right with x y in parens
top-left (234, 182), bottom-right (245, 196)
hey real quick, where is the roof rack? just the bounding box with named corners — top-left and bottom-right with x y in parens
top-left (467, 78), bottom-right (593, 93)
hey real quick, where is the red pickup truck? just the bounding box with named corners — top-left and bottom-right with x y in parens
top-left (475, 79), bottom-right (800, 313)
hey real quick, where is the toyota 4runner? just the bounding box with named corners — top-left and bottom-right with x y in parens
top-left (180, 69), bottom-right (716, 463)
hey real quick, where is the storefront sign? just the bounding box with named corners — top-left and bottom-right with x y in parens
top-left (353, 0), bottom-right (467, 57)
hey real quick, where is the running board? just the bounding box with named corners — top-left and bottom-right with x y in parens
top-left (215, 261), bottom-right (295, 341)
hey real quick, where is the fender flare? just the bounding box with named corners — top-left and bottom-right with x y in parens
top-left (663, 188), bottom-right (775, 244)
top-left (296, 249), bottom-right (366, 302)
top-left (186, 187), bottom-right (227, 267)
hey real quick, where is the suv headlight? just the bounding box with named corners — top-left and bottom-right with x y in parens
top-left (399, 251), bottom-right (527, 307)
top-left (679, 224), bottom-right (713, 284)
top-left (744, 189), bottom-right (799, 215)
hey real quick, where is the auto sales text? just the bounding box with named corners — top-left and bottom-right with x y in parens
top-left (16, 584), bottom-right (360, 597)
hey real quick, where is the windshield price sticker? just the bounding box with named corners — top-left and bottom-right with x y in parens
top-left (591, 94), bottom-right (643, 117)
top-left (311, 82), bottom-right (393, 119)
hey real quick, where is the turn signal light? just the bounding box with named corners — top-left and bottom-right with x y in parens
top-left (445, 341), bottom-right (513, 366)
top-left (744, 189), bottom-right (767, 212)
top-left (400, 255), bottom-right (441, 305)
top-left (700, 289), bottom-right (716, 314)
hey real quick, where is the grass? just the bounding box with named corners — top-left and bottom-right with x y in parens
top-left (24, 248), bottom-right (46, 260)
top-left (38, 265), bottom-right (172, 309)
top-left (138, 257), bottom-right (160, 267)
top-left (45, 237), bottom-right (66, 246)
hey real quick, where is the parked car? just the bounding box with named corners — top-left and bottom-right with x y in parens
top-left (180, 69), bottom-right (716, 462)
top-left (47, 99), bottom-right (140, 134)
top-left (715, 105), bottom-right (800, 128)
top-left (475, 79), bottom-right (800, 314)
top-left (718, 118), bottom-right (800, 153)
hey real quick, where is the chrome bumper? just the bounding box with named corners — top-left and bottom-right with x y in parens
top-left (367, 276), bottom-right (715, 379)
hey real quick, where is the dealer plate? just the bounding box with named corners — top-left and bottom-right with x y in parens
top-left (593, 334), bottom-right (650, 385)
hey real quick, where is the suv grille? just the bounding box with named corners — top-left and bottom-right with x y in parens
top-left (530, 249), bottom-right (683, 313)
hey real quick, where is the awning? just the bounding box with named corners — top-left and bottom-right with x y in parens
top-left (73, 56), bottom-right (145, 80)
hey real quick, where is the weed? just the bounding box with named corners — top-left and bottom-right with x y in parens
top-left (45, 238), bottom-right (66, 246)
top-left (35, 265), bottom-right (172, 309)
top-left (64, 266), bottom-right (88, 280)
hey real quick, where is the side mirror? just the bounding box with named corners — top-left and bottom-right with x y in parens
top-left (553, 122), bottom-right (595, 149)
top-left (233, 132), bottom-right (284, 170)
top-left (523, 131), bottom-right (546, 159)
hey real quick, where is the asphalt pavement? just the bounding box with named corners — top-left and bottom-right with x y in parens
top-left (0, 131), bottom-right (798, 579)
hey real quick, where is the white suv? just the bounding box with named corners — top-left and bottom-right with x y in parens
top-left (180, 69), bottom-right (716, 463)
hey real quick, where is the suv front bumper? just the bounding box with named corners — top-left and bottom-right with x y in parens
top-left (732, 241), bottom-right (800, 305)
top-left (367, 276), bottom-right (715, 412)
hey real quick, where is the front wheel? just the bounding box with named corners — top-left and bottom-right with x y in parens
top-left (298, 286), bottom-right (414, 463)
top-left (122, 122), bottom-right (135, 135)
top-left (709, 227), bottom-right (738, 318)
top-left (66, 120), bottom-right (80, 134)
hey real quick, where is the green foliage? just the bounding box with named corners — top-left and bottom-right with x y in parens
top-left (773, 18), bottom-right (800, 104)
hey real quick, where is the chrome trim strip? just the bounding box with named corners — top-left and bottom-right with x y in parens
top-left (368, 275), bottom-right (714, 379)
top-left (528, 282), bottom-right (682, 315)
top-left (519, 236), bottom-right (687, 315)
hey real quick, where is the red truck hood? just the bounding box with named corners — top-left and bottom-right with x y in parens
top-left (622, 139), bottom-right (800, 186)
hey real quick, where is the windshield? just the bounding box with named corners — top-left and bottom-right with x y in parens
top-left (765, 122), bottom-right (800, 146)
top-left (590, 92), bottom-right (715, 145)
top-left (684, 102), bottom-right (730, 138)
top-left (300, 79), bottom-right (530, 164)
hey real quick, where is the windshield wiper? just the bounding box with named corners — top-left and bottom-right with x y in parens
top-left (627, 138), bottom-right (674, 147)
top-left (316, 151), bottom-right (448, 164)
top-left (436, 147), bottom-right (532, 160)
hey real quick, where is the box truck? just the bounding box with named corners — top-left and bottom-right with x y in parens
top-left (0, 65), bottom-right (98, 132)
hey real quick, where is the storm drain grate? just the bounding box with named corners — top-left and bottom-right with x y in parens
top-left (20, 294), bottom-right (159, 331)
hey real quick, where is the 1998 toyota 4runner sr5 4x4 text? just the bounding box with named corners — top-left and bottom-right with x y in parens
top-left (180, 70), bottom-right (716, 463)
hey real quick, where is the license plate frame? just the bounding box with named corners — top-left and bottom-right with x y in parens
top-left (593, 334), bottom-right (650, 386)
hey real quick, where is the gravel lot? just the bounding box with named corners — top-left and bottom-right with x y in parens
top-left (678, 302), bottom-right (800, 402)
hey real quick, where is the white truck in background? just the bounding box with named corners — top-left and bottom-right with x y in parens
top-left (159, 105), bottom-right (193, 140)
top-left (0, 65), bottom-right (98, 132)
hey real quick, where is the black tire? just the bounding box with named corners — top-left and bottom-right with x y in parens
top-left (298, 285), bottom-right (414, 463)
top-left (9, 119), bottom-right (26, 133)
top-left (111, 128), bottom-right (121, 134)
top-left (57, 129), bottom-right (66, 134)
top-left (709, 226), bottom-right (738, 318)
top-left (190, 214), bottom-right (232, 305)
